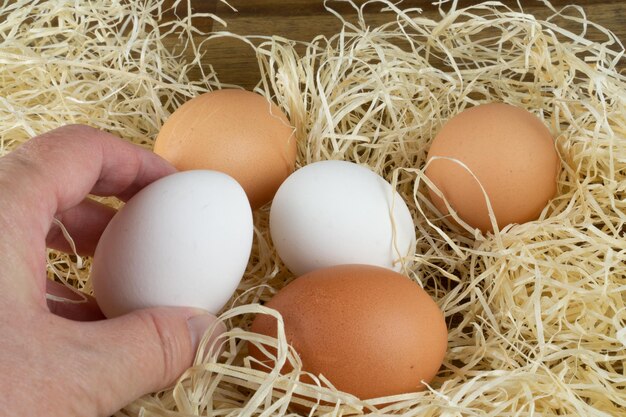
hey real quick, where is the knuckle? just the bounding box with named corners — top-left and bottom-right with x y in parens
top-left (26, 124), bottom-right (98, 154)
top-left (136, 309), bottom-right (187, 385)
top-left (52, 123), bottom-right (99, 138)
top-left (4, 124), bottom-right (96, 165)
top-left (6, 141), bottom-right (43, 172)
top-left (11, 125), bottom-right (82, 165)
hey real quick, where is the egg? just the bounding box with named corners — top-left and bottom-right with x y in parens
top-left (153, 89), bottom-right (297, 209)
top-left (91, 170), bottom-right (253, 318)
top-left (270, 160), bottom-right (416, 275)
top-left (425, 102), bottom-right (559, 232)
top-left (249, 264), bottom-right (448, 400)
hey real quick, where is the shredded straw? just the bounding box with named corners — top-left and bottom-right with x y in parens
top-left (1, 0), bottom-right (625, 415)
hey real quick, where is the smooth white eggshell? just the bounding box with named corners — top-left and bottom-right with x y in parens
top-left (269, 160), bottom-right (416, 275)
top-left (91, 170), bottom-right (253, 318)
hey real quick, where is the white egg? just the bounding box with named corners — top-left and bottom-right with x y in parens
top-left (270, 160), bottom-right (416, 275)
top-left (91, 170), bottom-right (253, 318)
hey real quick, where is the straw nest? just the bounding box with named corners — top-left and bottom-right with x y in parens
top-left (1, 0), bottom-right (624, 415)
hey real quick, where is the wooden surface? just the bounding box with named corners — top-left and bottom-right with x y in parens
top-left (163, 0), bottom-right (626, 90)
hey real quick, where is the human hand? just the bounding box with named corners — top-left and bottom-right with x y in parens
top-left (0, 125), bottom-right (224, 416)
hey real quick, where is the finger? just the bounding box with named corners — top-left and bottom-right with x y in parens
top-left (72, 308), bottom-right (226, 413)
top-left (0, 125), bottom-right (175, 299)
top-left (45, 280), bottom-right (105, 321)
top-left (1, 124), bottom-right (175, 244)
top-left (46, 198), bottom-right (117, 256)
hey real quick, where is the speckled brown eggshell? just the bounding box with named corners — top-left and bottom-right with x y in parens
top-left (425, 102), bottom-right (560, 232)
top-left (249, 264), bottom-right (448, 400)
top-left (154, 89), bottom-right (296, 209)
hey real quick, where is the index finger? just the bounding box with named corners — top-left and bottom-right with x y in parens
top-left (0, 124), bottom-right (176, 244)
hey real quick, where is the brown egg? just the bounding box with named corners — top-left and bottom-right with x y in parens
top-left (154, 89), bottom-right (296, 209)
top-left (249, 264), bottom-right (448, 400)
top-left (425, 103), bottom-right (559, 232)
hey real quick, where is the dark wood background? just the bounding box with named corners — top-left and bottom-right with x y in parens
top-left (162, 0), bottom-right (626, 90)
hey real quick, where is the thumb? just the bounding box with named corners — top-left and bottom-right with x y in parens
top-left (73, 307), bottom-right (226, 415)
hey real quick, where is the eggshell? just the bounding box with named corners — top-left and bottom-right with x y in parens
top-left (154, 89), bottom-right (296, 209)
top-left (425, 102), bottom-right (559, 232)
top-left (270, 160), bottom-right (416, 275)
top-left (249, 264), bottom-right (448, 400)
top-left (91, 170), bottom-right (253, 318)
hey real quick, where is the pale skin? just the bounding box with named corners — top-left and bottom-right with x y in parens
top-left (0, 125), bottom-right (223, 416)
